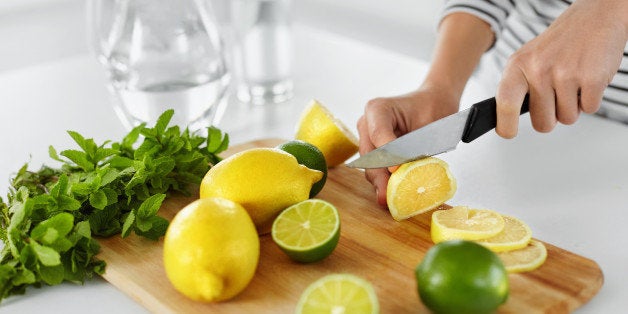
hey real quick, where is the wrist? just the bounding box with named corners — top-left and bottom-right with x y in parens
top-left (419, 75), bottom-right (465, 102)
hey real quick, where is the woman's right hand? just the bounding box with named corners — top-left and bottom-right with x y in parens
top-left (356, 85), bottom-right (460, 206)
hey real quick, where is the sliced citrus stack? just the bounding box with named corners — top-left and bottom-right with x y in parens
top-left (386, 157), bottom-right (457, 221)
top-left (476, 215), bottom-right (533, 252)
top-left (296, 274), bottom-right (379, 314)
top-left (431, 206), bottom-right (504, 243)
top-left (295, 100), bottom-right (359, 167)
top-left (497, 240), bottom-right (547, 273)
top-left (271, 199), bottom-right (340, 263)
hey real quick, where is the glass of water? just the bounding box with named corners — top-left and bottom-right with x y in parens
top-left (231, 0), bottom-right (293, 105)
top-left (87, 0), bottom-right (231, 131)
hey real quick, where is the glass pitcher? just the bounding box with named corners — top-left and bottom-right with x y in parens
top-left (87, 0), bottom-right (231, 131)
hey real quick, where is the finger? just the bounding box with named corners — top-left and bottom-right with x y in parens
top-left (358, 116), bottom-right (391, 207)
top-left (357, 116), bottom-right (373, 156)
top-left (528, 84), bottom-right (557, 133)
top-left (579, 79), bottom-right (606, 114)
top-left (365, 168), bottom-right (390, 207)
top-left (364, 99), bottom-right (398, 148)
top-left (554, 78), bottom-right (580, 125)
top-left (496, 66), bottom-right (528, 138)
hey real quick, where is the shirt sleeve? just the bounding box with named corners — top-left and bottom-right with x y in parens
top-left (441, 0), bottom-right (516, 40)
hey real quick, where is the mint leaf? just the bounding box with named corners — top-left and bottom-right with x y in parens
top-left (60, 150), bottom-right (94, 171)
top-left (31, 242), bottom-right (61, 267)
top-left (49, 145), bottom-right (63, 162)
top-left (136, 194), bottom-right (166, 219)
top-left (31, 213), bottom-right (74, 241)
top-left (58, 195), bottom-right (81, 211)
top-left (89, 190), bottom-right (108, 210)
top-left (39, 265), bottom-right (64, 285)
top-left (135, 216), bottom-right (169, 241)
top-left (154, 109), bottom-right (174, 136)
top-left (121, 211), bottom-right (135, 238)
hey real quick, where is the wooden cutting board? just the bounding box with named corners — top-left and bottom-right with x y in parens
top-left (97, 139), bottom-right (603, 313)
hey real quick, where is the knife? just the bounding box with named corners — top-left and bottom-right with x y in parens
top-left (346, 95), bottom-right (530, 169)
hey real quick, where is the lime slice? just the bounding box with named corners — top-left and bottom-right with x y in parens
top-left (271, 199), bottom-right (340, 263)
top-left (296, 274), bottom-right (379, 314)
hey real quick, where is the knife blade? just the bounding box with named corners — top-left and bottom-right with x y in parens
top-left (346, 95), bottom-right (530, 169)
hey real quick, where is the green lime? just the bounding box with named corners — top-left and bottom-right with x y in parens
top-left (277, 140), bottom-right (328, 197)
top-left (416, 240), bottom-right (509, 314)
top-left (271, 199), bottom-right (340, 263)
top-left (296, 274), bottom-right (379, 314)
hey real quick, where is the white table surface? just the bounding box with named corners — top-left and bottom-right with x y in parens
top-left (1, 23), bottom-right (626, 313)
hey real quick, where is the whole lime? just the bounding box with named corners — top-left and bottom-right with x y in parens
top-left (416, 240), bottom-right (509, 313)
top-left (277, 140), bottom-right (328, 197)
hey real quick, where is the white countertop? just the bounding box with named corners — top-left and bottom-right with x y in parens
top-left (1, 8), bottom-right (627, 314)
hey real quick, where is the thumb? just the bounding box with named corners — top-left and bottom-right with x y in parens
top-left (364, 101), bottom-right (398, 148)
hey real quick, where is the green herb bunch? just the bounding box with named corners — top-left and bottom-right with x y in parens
top-left (0, 110), bottom-right (228, 301)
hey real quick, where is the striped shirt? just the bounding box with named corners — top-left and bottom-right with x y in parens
top-left (442, 0), bottom-right (628, 123)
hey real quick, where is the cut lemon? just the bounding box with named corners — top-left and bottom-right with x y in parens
top-left (296, 274), bottom-right (379, 314)
top-left (476, 215), bottom-right (532, 252)
top-left (271, 199), bottom-right (341, 263)
top-left (431, 206), bottom-right (505, 243)
top-left (295, 100), bottom-right (359, 167)
top-left (497, 240), bottom-right (547, 273)
top-left (386, 158), bottom-right (457, 221)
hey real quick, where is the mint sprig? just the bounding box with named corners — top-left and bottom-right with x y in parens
top-left (0, 109), bottom-right (228, 301)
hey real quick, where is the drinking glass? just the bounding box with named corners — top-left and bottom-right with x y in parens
top-left (231, 0), bottom-right (293, 105)
top-left (87, 0), bottom-right (231, 131)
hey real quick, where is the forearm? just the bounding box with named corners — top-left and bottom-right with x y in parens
top-left (570, 0), bottom-right (628, 37)
top-left (422, 13), bottom-right (494, 102)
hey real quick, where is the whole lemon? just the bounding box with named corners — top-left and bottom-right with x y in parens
top-left (200, 148), bottom-right (323, 234)
top-left (163, 197), bottom-right (259, 302)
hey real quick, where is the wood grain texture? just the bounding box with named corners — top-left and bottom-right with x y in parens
top-left (96, 139), bottom-right (603, 313)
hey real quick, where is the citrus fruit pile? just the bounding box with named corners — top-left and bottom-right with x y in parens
top-left (163, 100), bottom-right (361, 303)
top-left (431, 206), bottom-right (547, 273)
top-left (200, 147), bottom-right (323, 234)
top-left (385, 154), bottom-right (547, 274)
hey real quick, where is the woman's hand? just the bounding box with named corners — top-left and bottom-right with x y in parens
top-left (356, 86), bottom-right (459, 206)
top-left (496, 0), bottom-right (628, 138)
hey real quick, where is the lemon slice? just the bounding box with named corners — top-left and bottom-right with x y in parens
top-left (497, 240), bottom-right (547, 273)
top-left (271, 199), bottom-right (341, 263)
top-left (476, 215), bottom-right (532, 252)
top-left (386, 157), bottom-right (457, 221)
top-left (295, 100), bottom-right (359, 167)
top-left (296, 274), bottom-right (379, 314)
top-left (431, 206), bottom-right (505, 243)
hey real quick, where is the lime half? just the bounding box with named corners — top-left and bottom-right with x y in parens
top-left (296, 274), bottom-right (379, 314)
top-left (271, 199), bottom-right (340, 263)
top-left (277, 140), bottom-right (328, 197)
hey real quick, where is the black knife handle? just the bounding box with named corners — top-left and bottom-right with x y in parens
top-left (461, 94), bottom-right (530, 143)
